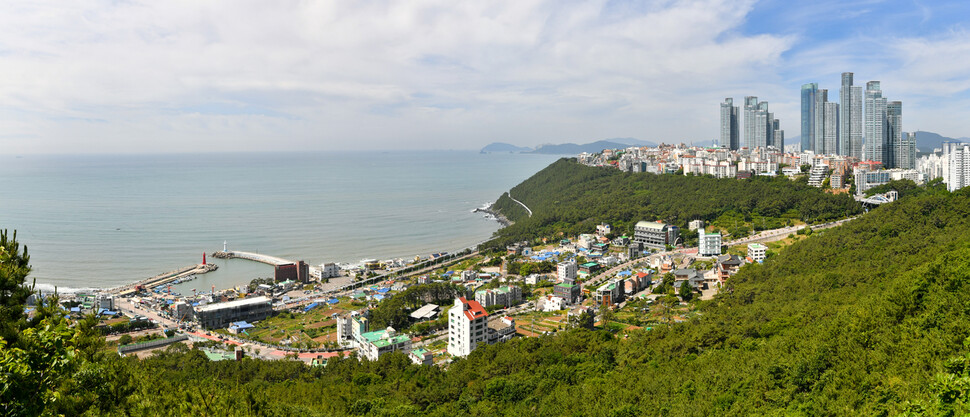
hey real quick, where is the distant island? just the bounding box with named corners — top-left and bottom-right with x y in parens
top-left (480, 138), bottom-right (658, 154)
top-left (479, 142), bottom-right (533, 153)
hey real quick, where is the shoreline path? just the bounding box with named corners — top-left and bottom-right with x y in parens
top-left (507, 191), bottom-right (532, 217)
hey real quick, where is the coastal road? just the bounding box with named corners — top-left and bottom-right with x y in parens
top-left (507, 191), bottom-right (532, 217)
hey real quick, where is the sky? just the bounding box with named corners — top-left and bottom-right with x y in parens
top-left (2, 0), bottom-right (970, 154)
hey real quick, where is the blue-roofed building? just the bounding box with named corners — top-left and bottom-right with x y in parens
top-left (303, 302), bottom-right (319, 312)
top-left (228, 321), bottom-right (255, 334)
top-left (327, 298), bottom-right (339, 305)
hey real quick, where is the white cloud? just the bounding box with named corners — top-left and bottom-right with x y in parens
top-left (0, 0), bottom-right (820, 153)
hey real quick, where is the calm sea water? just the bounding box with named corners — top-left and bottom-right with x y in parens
top-left (0, 151), bottom-right (560, 292)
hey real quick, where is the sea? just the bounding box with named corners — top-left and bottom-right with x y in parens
top-left (0, 151), bottom-right (561, 294)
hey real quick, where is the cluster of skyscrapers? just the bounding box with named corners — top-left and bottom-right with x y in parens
top-left (719, 72), bottom-right (915, 170)
top-left (799, 73), bottom-right (914, 169)
top-left (719, 97), bottom-right (783, 152)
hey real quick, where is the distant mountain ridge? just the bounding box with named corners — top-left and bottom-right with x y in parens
top-left (480, 138), bottom-right (658, 155)
top-left (482, 131), bottom-right (969, 155)
top-left (479, 142), bottom-right (533, 153)
top-left (914, 131), bottom-right (970, 153)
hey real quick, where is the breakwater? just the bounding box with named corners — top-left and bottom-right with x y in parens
top-left (112, 263), bottom-right (218, 296)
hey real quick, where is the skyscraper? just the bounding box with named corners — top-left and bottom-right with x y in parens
top-left (720, 98), bottom-right (739, 150)
top-left (772, 119), bottom-right (784, 150)
top-left (753, 101), bottom-right (770, 149)
top-left (743, 96), bottom-right (759, 150)
top-left (766, 109), bottom-right (774, 149)
top-left (801, 83), bottom-right (818, 152)
top-left (812, 88), bottom-right (838, 155)
top-left (898, 132), bottom-right (916, 170)
top-left (865, 81), bottom-right (887, 163)
top-left (840, 73), bottom-right (863, 158)
top-left (823, 101), bottom-right (839, 155)
top-left (887, 101), bottom-right (904, 168)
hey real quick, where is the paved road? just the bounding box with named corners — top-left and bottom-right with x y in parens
top-left (507, 191), bottom-right (533, 217)
top-left (115, 297), bottom-right (349, 360)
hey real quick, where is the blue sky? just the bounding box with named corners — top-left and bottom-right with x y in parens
top-left (1, 0), bottom-right (970, 154)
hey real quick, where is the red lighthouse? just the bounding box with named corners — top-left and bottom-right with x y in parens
top-left (203, 252), bottom-right (207, 265)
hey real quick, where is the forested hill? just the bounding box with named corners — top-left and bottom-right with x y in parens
top-left (485, 158), bottom-right (861, 249)
top-left (11, 187), bottom-right (970, 415)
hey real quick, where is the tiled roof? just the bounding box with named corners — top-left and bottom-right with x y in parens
top-left (463, 299), bottom-right (488, 321)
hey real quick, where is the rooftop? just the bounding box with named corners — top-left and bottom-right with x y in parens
top-left (361, 330), bottom-right (389, 343)
top-left (195, 296), bottom-right (271, 313)
top-left (635, 221), bottom-right (667, 230)
top-left (410, 304), bottom-right (440, 320)
top-left (459, 297), bottom-right (488, 321)
top-left (372, 334), bottom-right (410, 348)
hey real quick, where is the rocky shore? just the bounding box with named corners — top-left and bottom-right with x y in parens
top-left (473, 205), bottom-right (512, 227)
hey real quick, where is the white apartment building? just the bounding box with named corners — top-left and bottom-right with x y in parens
top-left (315, 262), bottom-right (340, 279)
top-left (747, 243), bottom-right (767, 263)
top-left (697, 228), bottom-right (722, 257)
top-left (448, 297), bottom-right (489, 357)
top-left (557, 260), bottom-right (577, 283)
top-left (944, 142), bottom-right (970, 192)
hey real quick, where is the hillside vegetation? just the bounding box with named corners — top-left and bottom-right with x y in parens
top-left (485, 158), bottom-right (861, 249)
top-left (8, 188), bottom-right (970, 415)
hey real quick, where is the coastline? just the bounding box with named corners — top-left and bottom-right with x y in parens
top-left (473, 203), bottom-right (512, 227)
top-left (9, 151), bottom-right (560, 291)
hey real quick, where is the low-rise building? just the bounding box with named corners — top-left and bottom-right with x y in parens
top-left (596, 223), bottom-right (612, 236)
top-left (688, 220), bottom-right (705, 231)
top-left (578, 262), bottom-right (601, 276)
top-left (624, 272), bottom-right (653, 294)
top-left (715, 254), bottom-right (744, 284)
top-left (475, 286), bottom-right (522, 308)
top-left (553, 282), bottom-right (581, 305)
top-left (409, 304), bottom-right (440, 321)
top-left (487, 317), bottom-right (516, 344)
top-left (697, 228), bottom-right (722, 257)
top-left (634, 221), bottom-right (679, 249)
top-left (195, 296), bottom-right (273, 329)
top-left (673, 269), bottom-right (705, 290)
top-left (275, 261), bottom-right (310, 283)
top-left (172, 302), bottom-right (194, 321)
top-left (359, 327), bottom-right (411, 361)
top-left (525, 274), bottom-right (546, 285)
top-left (316, 262), bottom-right (340, 279)
top-left (747, 243), bottom-right (767, 263)
top-left (540, 295), bottom-right (566, 312)
top-left (595, 278), bottom-right (625, 307)
top-left (409, 348), bottom-right (434, 366)
top-left (557, 260), bottom-right (577, 282)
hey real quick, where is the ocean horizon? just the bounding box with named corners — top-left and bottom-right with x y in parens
top-left (0, 150), bottom-right (561, 293)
